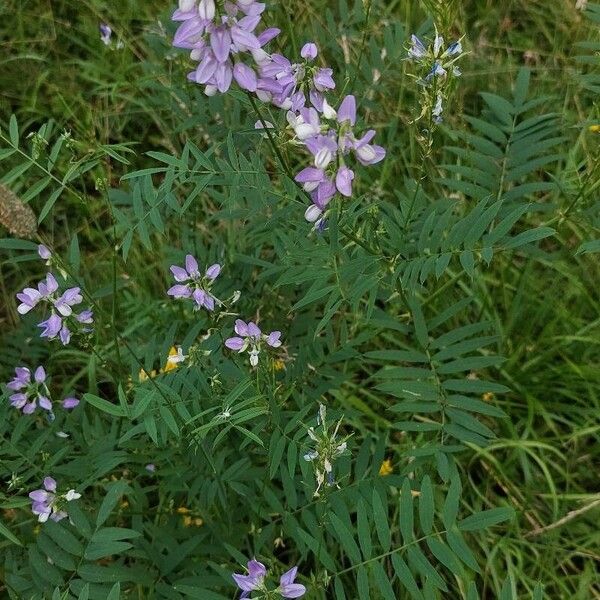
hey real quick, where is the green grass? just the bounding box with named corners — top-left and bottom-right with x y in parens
top-left (1, 0), bottom-right (599, 598)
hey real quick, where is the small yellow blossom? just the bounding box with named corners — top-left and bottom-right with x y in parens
top-left (182, 515), bottom-right (204, 527)
top-left (482, 392), bottom-right (495, 402)
top-left (139, 368), bottom-right (157, 382)
top-left (163, 346), bottom-right (187, 373)
top-left (273, 358), bottom-right (286, 371)
top-left (176, 506), bottom-right (190, 514)
top-left (379, 459), bottom-right (393, 476)
top-left (589, 124), bottom-right (600, 133)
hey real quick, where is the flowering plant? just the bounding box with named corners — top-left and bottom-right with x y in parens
top-left (0, 0), bottom-right (590, 598)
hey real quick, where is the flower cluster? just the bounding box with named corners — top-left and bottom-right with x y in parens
top-left (303, 403), bottom-right (350, 497)
top-left (225, 318), bottom-right (282, 366)
top-left (232, 559), bottom-right (306, 598)
top-left (167, 254), bottom-right (222, 311)
top-left (6, 366), bottom-right (79, 417)
top-left (292, 94), bottom-right (386, 227)
top-left (256, 42), bottom-right (335, 110)
top-left (171, 2), bottom-right (386, 228)
top-left (407, 32), bottom-right (464, 124)
top-left (29, 477), bottom-right (81, 523)
top-left (16, 246), bottom-right (93, 345)
top-left (172, 0), bottom-right (280, 95)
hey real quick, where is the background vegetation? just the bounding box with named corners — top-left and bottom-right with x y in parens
top-left (0, 0), bottom-right (599, 598)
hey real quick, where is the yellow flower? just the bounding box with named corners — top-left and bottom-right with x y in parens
top-left (379, 459), bottom-right (393, 476)
top-left (482, 392), bottom-right (495, 402)
top-left (589, 124), bottom-right (600, 133)
top-left (139, 368), bottom-right (157, 382)
top-left (176, 506), bottom-right (190, 514)
top-left (182, 515), bottom-right (204, 527)
top-left (163, 346), bottom-right (187, 372)
top-left (273, 358), bottom-right (286, 371)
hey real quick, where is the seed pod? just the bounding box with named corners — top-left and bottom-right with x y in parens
top-left (0, 183), bottom-right (37, 239)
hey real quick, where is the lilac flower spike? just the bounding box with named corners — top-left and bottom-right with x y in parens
top-left (225, 319), bottom-right (282, 366)
top-left (167, 254), bottom-right (222, 311)
top-left (172, 0), bottom-right (277, 95)
top-left (29, 477), bottom-right (81, 523)
top-left (278, 566), bottom-right (306, 598)
top-left (6, 366), bottom-right (52, 415)
top-left (292, 94), bottom-right (385, 225)
top-left (232, 559), bottom-right (267, 598)
top-left (17, 272), bottom-right (93, 346)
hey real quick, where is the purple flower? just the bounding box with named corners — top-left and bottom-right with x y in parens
top-left (172, 0), bottom-right (276, 96)
top-left (167, 254), bottom-right (222, 311)
top-left (313, 68), bottom-right (335, 92)
top-left (62, 397), bottom-right (80, 409)
top-left (38, 244), bottom-right (51, 260)
top-left (17, 273), bottom-right (93, 345)
top-left (445, 40), bottom-right (462, 56)
top-left (16, 287), bottom-right (42, 315)
top-left (54, 287), bottom-right (83, 317)
top-left (29, 477), bottom-right (81, 523)
top-left (337, 95), bottom-right (356, 126)
top-left (6, 366), bottom-right (53, 415)
top-left (300, 42), bottom-right (317, 60)
top-left (38, 313), bottom-right (63, 339)
top-left (232, 559), bottom-right (267, 598)
top-left (335, 166), bottom-right (354, 197)
top-left (225, 319), bottom-right (282, 366)
top-left (100, 23), bottom-right (112, 46)
top-left (278, 566), bottom-right (306, 598)
top-left (408, 34), bottom-right (427, 60)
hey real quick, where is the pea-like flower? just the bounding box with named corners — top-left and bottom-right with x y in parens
top-left (7, 366), bottom-right (51, 415)
top-left (232, 559), bottom-right (306, 598)
top-left (6, 366), bottom-right (80, 416)
top-left (278, 567), bottom-right (306, 598)
top-left (406, 31), bottom-right (464, 124)
top-left (172, 0), bottom-right (279, 95)
top-left (256, 42), bottom-right (335, 111)
top-left (29, 477), bottom-right (81, 523)
top-left (232, 559), bottom-right (267, 598)
top-left (167, 254), bottom-right (221, 311)
top-left (225, 319), bottom-right (282, 366)
top-left (303, 404), bottom-right (350, 497)
top-left (293, 95), bottom-right (385, 225)
top-left (16, 273), bottom-right (93, 345)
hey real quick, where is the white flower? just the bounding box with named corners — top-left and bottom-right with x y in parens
top-left (322, 99), bottom-right (337, 119)
top-left (64, 489), bottom-right (81, 502)
top-left (167, 347), bottom-right (187, 365)
top-left (305, 205), bottom-right (323, 223)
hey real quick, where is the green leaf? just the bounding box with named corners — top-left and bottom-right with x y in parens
top-left (84, 541), bottom-right (133, 560)
top-left (418, 476), bottom-right (434, 535)
top-left (458, 507), bottom-right (514, 531)
top-left (96, 481), bottom-right (128, 528)
top-left (329, 512), bottom-right (361, 564)
top-left (83, 393), bottom-right (126, 417)
top-left (9, 114), bottom-right (19, 146)
top-left (372, 488), bottom-right (391, 551)
top-left (356, 499), bottom-right (373, 560)
top-left (45, 521), bottom-right (83, 555)
top-left (391, 553), bottom-right (423, 600)
top-left (0, 519), bottom-right (21, 546)
top-left (371, 561), bottom-right (396, 600)
top-left (107, 583), bottom-right (121, 600)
